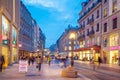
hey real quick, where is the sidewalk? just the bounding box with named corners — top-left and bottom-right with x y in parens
top-left (0, 62), bottom-right (90, 80)
top-left (75, 60), bottom-right (120, 70)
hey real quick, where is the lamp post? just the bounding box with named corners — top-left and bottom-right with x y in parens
top-left (69, 32), bottom-right (76, 67)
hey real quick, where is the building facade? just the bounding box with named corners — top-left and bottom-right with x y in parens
top-left (33, 20), bottom-right (46, 56)
top-left (77, 0), bottom-right (120, 65)
top-left (19, 1), bottom-right (34, 57)
top-left (77, 0), bottom-right (102, 61)
top-left (101, 0), bottom-right (120, 64)
top-left (57, 25), bottom-right (78, 57)
top-left (0, 0), bottom-right (20, 67)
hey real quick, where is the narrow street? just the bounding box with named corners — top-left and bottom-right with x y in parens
top-left (74, 61), bottom-right (120, 80)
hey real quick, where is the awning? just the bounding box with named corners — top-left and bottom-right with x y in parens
top-left (73, 45), bottom-right (101, 52)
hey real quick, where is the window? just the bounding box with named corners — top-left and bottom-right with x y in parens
top-left (69, 46), bottom-right (71, 50)
top-left (87, 29), bottom-right (89, 35)
top-left (113, 18), bottom-right (117, 29)
top-left (110, 34), bottom-right (118, 46)
top-left (87, 18), bottom-right (89, 24)
top-left (104, 8), bottom-right (107, 17)
top-left (104, 0), bottom-right (107, 3)
top-left (92, 14), bottom-right (94, 20)
top-left (96, 23), bottom-right (99, 32)
top-left (97, 10), bottom-right (99, 18)
top-left (69, 41), bottom-right (71, 44)
top-left (113, 1), bottom-right (117, 12)
top-left (104, 23), bottom-right (107, 32)
top-left (103, 37), bottom-right (107, 47)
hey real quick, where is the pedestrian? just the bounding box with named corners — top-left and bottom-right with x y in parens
top-left (31, 56), bottom-right (35, 65)
top-left (98, 57), bottom-right (102, 69)
top-left (0, 55), bottom-right (5, 72)
top-left (28, 57), bottom-right (31, 66)
top-left (48, 56), bottom-right (51, 66)
top-left (36, 56), bottom-right (42, 71)
top-left (91, 58), bottom-right (96, 70)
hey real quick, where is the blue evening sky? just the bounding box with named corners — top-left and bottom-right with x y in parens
top-left (21, 0), bottom-right (84, 48)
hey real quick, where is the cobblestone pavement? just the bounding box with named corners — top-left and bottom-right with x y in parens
top-left (0, 60), bottom-right (90, 80)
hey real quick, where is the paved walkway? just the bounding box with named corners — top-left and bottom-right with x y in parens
top-left (0, 61), bottom-right (90, 80)
top-left (75, 60), bottom-right (120, 70)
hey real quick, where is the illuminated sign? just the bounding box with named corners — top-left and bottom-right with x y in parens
top-left (110, 46), bottom-right (120, 50)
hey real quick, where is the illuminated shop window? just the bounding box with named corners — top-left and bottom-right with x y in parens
top-left (2, 15), bottom-right (10, 45)
top-left (110, 33), bottom-right (118, 46)
top-left (12, 26), bottom-right (17, 46)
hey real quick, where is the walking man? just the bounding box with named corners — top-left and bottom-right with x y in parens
top-left (48, 56), bottom-right (51, 66)
top-left (0, 55), bottom-right (5, 72)
top-left (37, 56), bottom-right (42, 71)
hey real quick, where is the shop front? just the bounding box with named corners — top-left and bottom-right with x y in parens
top-left (2, 15), bottom-right (10, 67)
top-left (110, 46), bottom-right (120, 64)
top-left (74, 45), bottom-right (101, 61)
top-left (109, 33), bottom-right (119, 64)
top-left (2, 46), bottom-right (10, 67)
top-left (12, 26), bottom-right (18, 63)
top-left (12, 47), bottom-right (18, 63)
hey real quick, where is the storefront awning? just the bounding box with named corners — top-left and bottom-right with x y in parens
top-left (73, 45), bottom-right (101, 52)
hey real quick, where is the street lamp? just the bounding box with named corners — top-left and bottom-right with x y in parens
top-left (69, 32), bottom-right (76, 67)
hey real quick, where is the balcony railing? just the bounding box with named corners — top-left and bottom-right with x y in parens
top-left (78, 0), bottom-right (102, 21)
top-left (89, 18), bottom-right (94, 24)
top-left (77, 34), bottom-right (85, 40)
top-left (79, 25), bottom-right (85, 30)
top-left (87, 30), bottom-right (95, 36)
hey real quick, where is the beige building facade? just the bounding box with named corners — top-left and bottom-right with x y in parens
top-left (101, 0), bottom-right (120, 64)
top-left (0, 0), bottom-right (20, 67)
top-left (77, 0), bottom-right (102, 61)
top-left (77, 0), bottom-right (120, 65)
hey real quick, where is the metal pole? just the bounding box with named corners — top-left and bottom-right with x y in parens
top-left (71, 38), bottom-right (74, 67)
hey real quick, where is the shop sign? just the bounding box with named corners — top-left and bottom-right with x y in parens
top-left (110, 46), bottom-right (120, 50)
top-left (19, 60), bottom-right (28, 72)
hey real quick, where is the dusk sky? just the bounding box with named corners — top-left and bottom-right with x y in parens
top-left (22, 0), bottom-right (84, 48)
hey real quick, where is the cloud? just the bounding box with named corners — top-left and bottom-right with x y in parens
top-left (22, 0), bottom-right (65, 12)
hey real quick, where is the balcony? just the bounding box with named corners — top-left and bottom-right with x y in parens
top-left (78, 25), bottom-right (85, 30)
top-left (78, 0), bottom-right (102, 21)
top-left (87, 30), bottom-right (95, 37)
top-left (89, 18), bottom-right (94, 25)
top-left (77, 34), bottom-right (85, 40)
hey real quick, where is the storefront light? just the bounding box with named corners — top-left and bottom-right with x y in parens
top-left (12, 41), bottom-right (16, 44)
top-left (2, 40), bottom-right (8, 45)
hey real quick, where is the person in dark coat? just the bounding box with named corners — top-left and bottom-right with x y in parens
top-left (98, 56), bottom-right (102, 68)
top-left (0, 55), bottom-right (5, 72)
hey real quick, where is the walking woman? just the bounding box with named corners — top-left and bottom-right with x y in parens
top-left (37, 56), bottom-right (42, 71)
